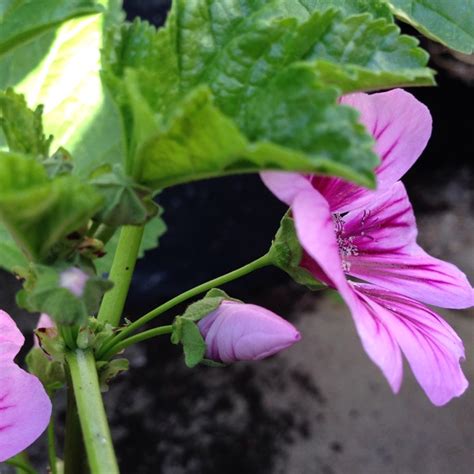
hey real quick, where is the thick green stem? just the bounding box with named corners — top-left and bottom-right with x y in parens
top-left (63, 382), bottom-right (86, 474)
top-left (97, 253), bottom-right (272, 359)
top-left (97, 225), bottom-right (144, 326)
top-left (66, 350), bottom-right (119, 474)
top-left (101, 325), bottom-right (173, 359)
top-left (46, 392), bottom-right (58, 474)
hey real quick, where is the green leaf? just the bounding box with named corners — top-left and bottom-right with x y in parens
top-left (0, 152), bottom-right (103, 260)
top-left (0, 0), bottom-right (101, 52)
top-left (90, 164), bottom-right (158, 227)
top-left (0, 222), bottom-right (29, 272)
top-left (0, 10), bottom-right (126, 177)
top-left (19, 265), bottom-right (113, 326)
top-left (95, 213), bottom-right (167, 275)
top-left (135, 84), bottom-right (377, 189)
top-left (269, 214), bottom-right (327, 291)
top-left (109, 1), bottom-right (434, 190)
top-left (386, 0), bottom-right (474, 54)
top-left (0, 89), bottom-right (52, 157)
top-left (97, 358), bottom-right (129, 392)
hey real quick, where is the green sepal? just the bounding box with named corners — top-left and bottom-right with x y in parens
top-left (96, 358), bottom-right (129, 392)
top-left (18, 265), bottom-right (113, 326)
top-left (0, 89), bottom-right (52, 157)
top-left (172, 318), bottom-right (206, 369)
top-left (269, 214), bottom-right (327, 291)
top-left (90, 164), bottom-right (158, 227)
top-left (26, 347), bottom-right (66, 392)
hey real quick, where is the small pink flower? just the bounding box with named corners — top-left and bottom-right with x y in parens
top-left (262, 89), bottom-right (473, 405)
top-left (198, 301), bottom-right (301, 363)
top-left (0, 310), bottom-right (52, 461)
top-left (60, 267), bottom-right (88, 297)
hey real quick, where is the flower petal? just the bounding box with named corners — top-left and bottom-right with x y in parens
top-left (313, 89), bottom-right (432, 213)
top-left (0, 311), bottom-right (24, 363)
top-left (352, 285), bottom-right (468, 406)
top-left (348, 249), bottom-right (473, 309)
top-left (0, 364), bottom-right (52, 461)
top-left (260, 171), bottom-right (313, 206)
top-left (341, 183), bottom-right (473, 309)
top-left (292, 188), bottom-right (355, 302)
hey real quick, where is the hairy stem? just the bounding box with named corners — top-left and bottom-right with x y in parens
top-left (97, 253), bottom-right (272, 359)
top-left (97, 225), bottom-right (144, 326)
top-left (66, 350), bottom-right (119, 474)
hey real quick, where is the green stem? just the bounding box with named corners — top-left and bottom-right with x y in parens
top-left (97, 253), bottom-right (272, 359)
top-left (97, 225), bottom-right (144, 326)
top-left (66, 350), bottom-right (119, 474)
top-left (63, 381), bottom-right (86, 474)
top-left (46, 392), bottom-right (58, 474)
top-left (101, 325), bottom-right (173, 359)
top-left (5, 453), bottom-right (37, 474)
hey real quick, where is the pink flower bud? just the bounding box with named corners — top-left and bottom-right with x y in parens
top-left (34, 314), bottom-right (55, 348)
top-left (60, 267), bottom-right (88, 297)
top-left (198, 301), bottom-right (301, 363)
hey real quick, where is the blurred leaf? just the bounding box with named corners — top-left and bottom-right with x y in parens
top-left (91, 164), bottom-right (157, 227)
top-left (0, 152), bottom-right (102, 260)
top-left (0, 0), bottom-right (100, 52)
top-left (19, 265), bottom-right (113, 326)
top-left (0, 222), bottom-right (29, 272)
top-left (386, 0), bottom-right (474, 53)
top-left (0, 89), bottom-right (52, 157)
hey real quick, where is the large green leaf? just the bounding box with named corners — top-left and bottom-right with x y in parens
top-left (0, 152), bottom-right (103, 261)
top-left (386, 0), bottom-right (474, 54)
top-left (110, 0), bottom-right (434, 190)
top-left (0, 7), bottom-right (125, 177)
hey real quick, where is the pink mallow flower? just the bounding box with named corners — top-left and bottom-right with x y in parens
top-left (198, 301), bottom-right (301, 363)
top-left (262, 89), bottom-right (473, 406)
top-left (0, 310), bottom-right (52, 461)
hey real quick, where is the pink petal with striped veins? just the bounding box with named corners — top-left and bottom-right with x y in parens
top-left (0, 310), bottom-right (24, 362)
top-left (342, 182), bottom-right (418, 255)
top-left (313, 89), bottom-right (432, 213)
top-left (352, 285), bottom-right (468, 406)
top-left (348, 249), bottom-right (473, 309)
top-left (340, 182), bottom-right (473, 309)
top-left (0, 364), bottom-right (52, 461)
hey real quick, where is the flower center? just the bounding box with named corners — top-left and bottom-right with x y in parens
top-left (333, 214), bottom-right (358, 272)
